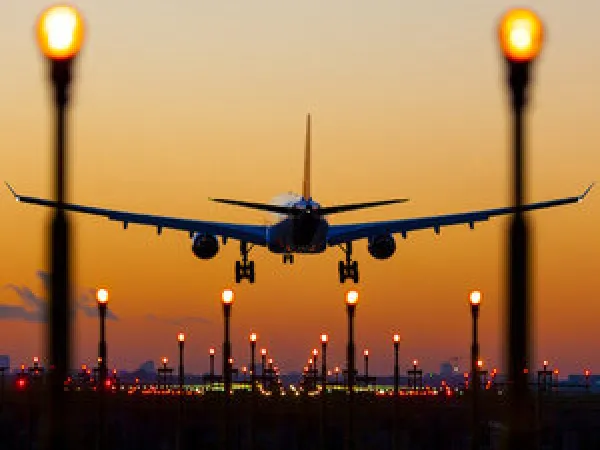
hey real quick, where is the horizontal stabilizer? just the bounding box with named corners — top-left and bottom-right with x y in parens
top-left (210, 198), bottom-right (300, 215)
top-left (319, 198), bottom-right (409, 215)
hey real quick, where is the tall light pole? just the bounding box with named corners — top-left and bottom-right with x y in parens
top-left (469, 290), bottom-right (481, 450)
top-left (320, 334), bottom-right (328, 394)
top-left (261, 348), bottom-right (267, 390)
top-left (250, 332), bottom-right (257, 393)
top-left (345, 290), bottom-right (358, 450)
top-left (208, 348), bottom-right (216, 389)
top-left (363, 349), bottom-right (369, 387)
top-left (36, 7), bottom-right (85, 449)
top-left (498, 10), bottom-right (544, 448)
top-left (345, 290), bottom-right (358, 395)
top-left (393, 334), bottom-right (400, 396)
top-left (312, 348), bottom-right (319, 389)
top-left (222, 289), bottom-right (234, 395)
top-left (96, 288), bottom-right (109, 390)
top-left (178, 333), bottom-right (185, 392)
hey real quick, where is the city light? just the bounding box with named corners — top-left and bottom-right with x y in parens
top-left (177, 332), bottom-right (185, 343)
top-left (363, 349), bottom-right (369, 357)
top-left (498, 9), bottom-right (544, 62)
top-left (393, 334), bottom-right (400, 343)
top-left (209, 347), bottom-right (215, 355)
top-left (36, 5), bottom-right (85, 60)
top-left (320, 333), bottom-right (328, 343)
top-left (161, 357), bottom-right (168, 365)
top-left (261, 348), bottom-right (267, 356)
top-left (250, 332), bottom-right (257, 342)
top-left (312, 348), bottom-right (318, 357)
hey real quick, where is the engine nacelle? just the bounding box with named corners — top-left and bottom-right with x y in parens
top-left (367, 234), bottom-right (396, 260)
top-left (192, 234), bottom-right (219, 259)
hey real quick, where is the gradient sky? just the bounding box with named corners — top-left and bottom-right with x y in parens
top-left (0, 0), bottom-right (598, 377)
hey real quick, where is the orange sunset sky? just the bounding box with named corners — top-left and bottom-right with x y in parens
top-left (0, 0), bottom-right (598, 376)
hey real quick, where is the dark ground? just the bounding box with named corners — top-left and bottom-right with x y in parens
top-left (1, 387), bottom-right (599, 450)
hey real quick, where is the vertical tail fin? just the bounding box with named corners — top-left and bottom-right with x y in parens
top-left (302, 114), bottom-right (311, 200)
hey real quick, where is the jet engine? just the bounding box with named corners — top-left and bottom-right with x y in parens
top-left (192, 234), bottom-right (219, 259)
top-left (367, 234), bottom-right (396, 260)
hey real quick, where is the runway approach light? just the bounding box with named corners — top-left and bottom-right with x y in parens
top-left (222, 289), bottom-right (234, 305)
top-left (498, 9), bottom-right (544, 62)
top-left (96, 289), bottom-right (109, 305)
top-left (37, 5), bottom-right (85, 60)
top-left (469, 291), bottom-right (481, 306)
top-left (346, 290), bottom-right (359, 305)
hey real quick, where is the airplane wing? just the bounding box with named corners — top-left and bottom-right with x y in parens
top-left (5, 183), bottom-right (268, 245)
top-left (326, 184), bottom-right (594, 245)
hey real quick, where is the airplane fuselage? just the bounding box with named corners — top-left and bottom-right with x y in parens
top-left (266, 198), bottom-right (328, 254)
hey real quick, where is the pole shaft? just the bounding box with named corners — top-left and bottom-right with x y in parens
top-left (394, 343), bottom-right (399, 396)
top-left (179, 341), bottom-right (184, 391)
top-left (223, 305), bottom-right (231, 395)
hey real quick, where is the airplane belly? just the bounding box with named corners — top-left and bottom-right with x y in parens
top-left (267, 217), bottom-right (327, 254)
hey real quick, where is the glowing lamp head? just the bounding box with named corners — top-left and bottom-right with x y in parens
top-left (33, 356), bottom-right (39, 364)
top-left (498, 9), bottom-right (544, 62)
top-left (477, 359), bottom-right (484, 369)
top-left (413, 359), bottom-right (418, 367)
top-left (228, 357), bottom-right (234, 364)
top-left (250, 332), bottom-right (257, 342)
top-left (469, 291), bottom-right (481, 306)
top-left (334, 366), bottom-right (340, 373)
top-left (312, 348), bottom-right (318, 357)
top-left (393, 334), bottom-right (400, 343)
top-left (346, 290), bottom-right (359, 305)
top-left (553, 369), bottom-right (559, 375)
top-left (308, 358), bottom-right (313, 365)
top-left (209, 347), bottom-right (215, 355)
top-left (320, 333), bottom-right (328, 343)
top-left (36, 5), bottom-right (85, 60)
top-left (161, 357), bottom-right (168, 365)
top-left (178, 332), bottom-right (185, 343)
top-left (363, 349), bottom-right (369, 357)
top-left (221, 289), bottom-right (234, 305)
top-left (96, 288), bottom-right (109, 305)
top-left (261, 348), bottom-right (267, 356)
top-left (585, 369), bottom-right (591, 377)
top-left (268, 358), bottom-right (273, 365)
top-left (543, 360), bottom-right (549, 367)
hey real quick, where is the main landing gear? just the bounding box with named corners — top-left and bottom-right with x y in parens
top-left (235, 241), bottom-right (255, 283)
top-left (282, 254), bottom-right (294, 264)
top-left (338, 242), bottom-right (359, 283)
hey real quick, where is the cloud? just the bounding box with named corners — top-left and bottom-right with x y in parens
top-left (145, 313), bottom-right (211, 327)
top-left (0, 271), bottom-right (119, 322)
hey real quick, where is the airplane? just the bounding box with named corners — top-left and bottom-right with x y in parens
top-left (5, 114), bottom-right (594, 284)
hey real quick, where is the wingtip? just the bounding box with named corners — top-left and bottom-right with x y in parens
top-left (579, 182), bottom-right (595, 201)
top-left (4, 182), bottom-right (19, 201)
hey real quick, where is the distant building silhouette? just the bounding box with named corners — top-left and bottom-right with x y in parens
top-left (0, 355), bottom-right (9, 369)
top-left (138, 360), bottom-right (155, 373)
top-left (440, 362), bottom-right (453, 378)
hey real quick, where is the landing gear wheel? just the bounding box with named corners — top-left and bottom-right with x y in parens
top-left (249, 261), bottom-right (255, 284)
top-left (283, 254), bottom-right (295, 264)
top-left (235, 241), bottom-right (256, 283)
top-left (337, 242), bottom-right (359, 284)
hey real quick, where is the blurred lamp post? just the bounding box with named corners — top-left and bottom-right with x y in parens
top-left (178, 332), bottom-right (185, 392)
top-left (222, 289), bottom-right (234, 394)
top-left (498, 9), bottom-right (544, 448)
top-left (320, 334), bottom-right (328, 394)
top-left (393, 334), bottom-right (400, 396)
top-left (345, 290), bottom-right (358, 395)
top-left (250, 332), bottom-right (257, 393)
top-left (96, 288), bottom-right (109, 390)
top-left (37, 8), bottom-right (85, 446)
top-left (161, 357), bottom-right (169, 389)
